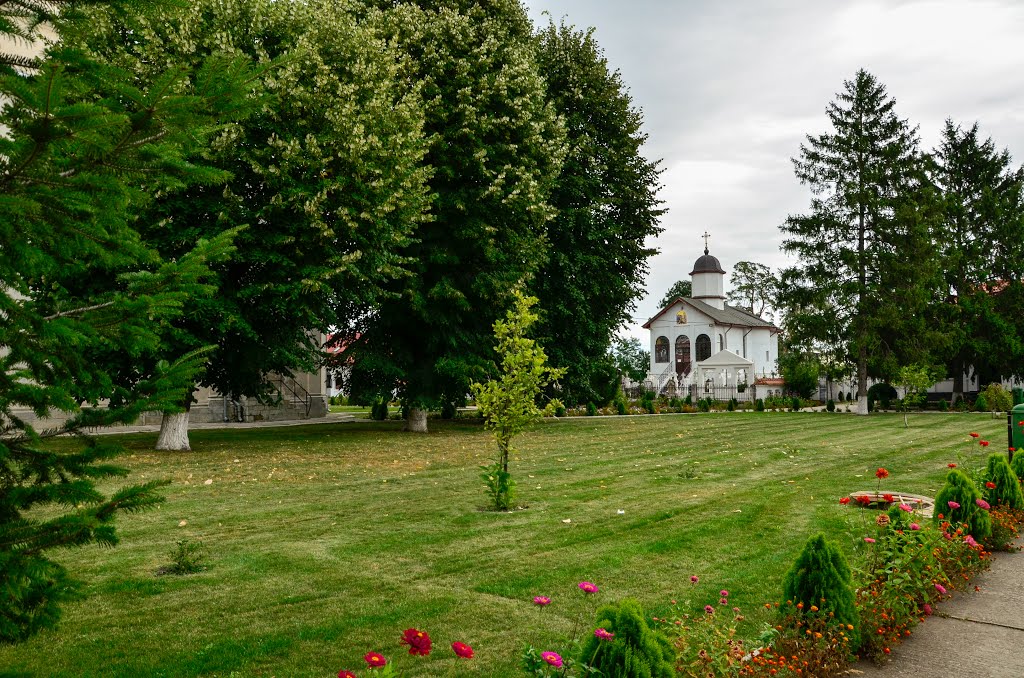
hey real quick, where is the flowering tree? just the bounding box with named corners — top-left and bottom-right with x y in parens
top-left (472, 292), bottom-right (564, 510)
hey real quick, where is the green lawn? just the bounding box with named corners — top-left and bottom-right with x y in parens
top-left (0, 413), bottom-right (1007, 677)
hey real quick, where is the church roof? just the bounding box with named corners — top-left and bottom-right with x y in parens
top-left (642, 297), bottom-right (779, 330)
top-left (689, 252), bottom-right (726, 275)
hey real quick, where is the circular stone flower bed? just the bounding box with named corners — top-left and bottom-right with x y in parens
top-left (847, 491), bottom-right (935, 518)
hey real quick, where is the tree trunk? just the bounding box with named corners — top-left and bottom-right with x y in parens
top-left (952, 357), bottom-right (964, 406)
top-left (404, 407), bottom-right (428, 433)
top-left (856, 346), bottom-right (869, 416)
top-left (156, 411), bottom-right (191, 451)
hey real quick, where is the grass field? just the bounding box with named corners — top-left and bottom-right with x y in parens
top-left (0, 412), bottom-right (1008, 677)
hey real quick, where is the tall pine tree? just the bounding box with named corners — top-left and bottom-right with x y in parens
top-left (0, 1), bottom-right (257, 641)
top-left (780, 69), bottom-right (939, 414)
top-left (930, 121), bottom-right (1024, 402)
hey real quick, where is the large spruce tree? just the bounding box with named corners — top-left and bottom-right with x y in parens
top-left (780, 69), bottom-right (939, 414)
top-left (930, 121), bottom-right (1024, 403)
top-left (529, 19), bottom-right (664, 406)
top-left (0, 1), bottom-right (256, 641)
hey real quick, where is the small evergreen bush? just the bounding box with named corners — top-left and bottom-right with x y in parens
top-left (837, 391), bottom-right (844, 402)
top-left (370, 399), bottom-right (388, 421)
top-left (984, 454), bottom-right (1024, 509)
top-left (615, 399), bottom-right (627, 416)
top-left (579, 599), bottom-right (674, 678)
top-left (586, 401), bottom-right (598, 416)
top-left (974, 393), bottom-right (989, 412)
top-left (440, 401), bottom-right (457, 419)
top-left (933, 469), bottom-right (992, 539)
top-left (781, 534), bottom-right (859, 650)
top-left (554, 403), bottom-right (567, 417)
top-left (697, 398), bottom-right (710, 413)
top-left (1010, 451), bottom-right (1024, 483)
top-left (684, 394), bottom-right (692, 406)
top-left (790, 396), bottom-right (801, 412)
top-left (156, 539), bottom-right (207, 576)
top-left (867, 383), bottom-right (897, 410)
top-left (938, 398), bottom-right (949, 412)
top-left (641, 397), bottom-right (655, 414)
top-left (755, 398), bottom-right (765, 412)
top-left (826, 399), bottom-right (835, 412)
top-left (726, 398), bottom-right (736, 412)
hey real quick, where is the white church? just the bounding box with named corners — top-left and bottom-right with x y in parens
top-left (640, 243), bottom-right (780, 400)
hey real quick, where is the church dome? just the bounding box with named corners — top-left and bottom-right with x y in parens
top-left (689, 251), bottom-right (726, 275)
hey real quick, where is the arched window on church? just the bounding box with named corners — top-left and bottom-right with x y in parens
top-left (655, 336), bottom-right (670, 363)
top-left (696, 334), bottom-right (711, 362)
top-left (675, 336), bottom-right (691, 376)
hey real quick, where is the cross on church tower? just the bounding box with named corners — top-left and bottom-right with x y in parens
top-left (702, 231), bottom-right (711, 255)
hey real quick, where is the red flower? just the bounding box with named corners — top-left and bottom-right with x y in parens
top-left (451, 641), bottom-right (474, 659)
top-left (364, 652), bottom-right (387, 668)
top-left (875, 468), bottom-right (889, 480)
top-left (400, 628), bottom-right (432, 656)
top-left (839, 497), bottom-right (851, 505)
top-left (338, 671), bottom-right (356, 678)
top-left (980, 440), bottom-right (990, 447)
top-left (856, 495), bottom-right (872, 505)
top-left (1010, 447), bottom-right (1016, 452)
top-left (986, 481), bottom-right (997, 489)
top-left (883, 493), bottom-right (895, 503)
top-left (948, 463), bottom-right (957, 468)
top-left (970, 432), bottom-right (980, 438)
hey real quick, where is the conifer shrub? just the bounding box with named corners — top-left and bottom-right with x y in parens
top-left (371, 399), bottom-right (388, 421)
top-left (790, 396), bottom-right (801, 412)
top-left (697, 398), bottom-right (710, 413)
top-left (974, 393), bottom-right (989, 412)
top-left (826, 399), bottom-right (835, 412)
top-left (579, 599), bottom-right (674, 678)
top-left (440, 401), bottom-right (457, 419)
top-left (1010, 452), bottom-right (1024, 483)
top-left (586, 401), bottom-right (598, 416)
top-left (781, 534), bottom-right (859, 650)
top-left (933, 469), bottom-right (992, 539)
top-left (938, 398), bottom-right (949, 411)
top-left (755, 398), bottom-right (765, 412)
top-left (726, 399), bottom-right (736, 412)
top-left (615, 398), bottom-right (627, 416)
top-left (984, 454), bottom-right (1024, 509)
top-left (684, 394), bottom-right (692, 406)
top-left (554, 403), bottom-right (567, 417)
top-left (837, 391), bottom-right (844, 402)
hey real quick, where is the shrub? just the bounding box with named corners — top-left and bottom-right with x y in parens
top-left (982, 383), bottom-right (1012, 412)
top-left (726, 399), bottom-right (735, 412)
top-left (1011, 451), bottom-right (1024, 482)
top-left (157, 539), bottom-right (207, 576)
top-left (984, 454), bottom-right (1024, 509)
top-left (790, 396), bottom-right (801, 412)
top-left (641, 397), bottom-right (655, 414)
top-left (579, 599), bottom-right (674, 678)
top-left (837, 391), bottom-right (844, 402)
top-left (974, 393), bottom-right (989, 412)
top-left (867, 383), bottom-right (897, 409)
top-left (586, 401), bottom-right (597, 417)
top-left (826, 399), bottom-right (835, 412)
top-left (684, 394), bottom-right (692, 406)
top-left (370, 399), bottom-right (388, 421)
top-left (440, 401), bottom-right (457, 419)
top-left (938, 398), bottom-right (949, 411)
top-left (987, 506), bottom-right (1024, 552)
top-left (615, 399), bottom-right (627, 416)
top-left (846, 391), bottom-right (853, 401)
top-left (933, 469), bottom-right (992, 540)
top-left (697, 398), bottom-right (710, 413)
top-left (755, 398), bottom-right (764, 412)
top-left (781, 534), bottom-right (859, 649)
top-left (554, 403), bottom-right (567, 417)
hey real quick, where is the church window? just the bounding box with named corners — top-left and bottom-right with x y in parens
top-left (696, 334), bottom-right (711, 361)
top-left (655, 336), bottom-right (670, 363)
top-left (675, 336), bottom-right (691, 376)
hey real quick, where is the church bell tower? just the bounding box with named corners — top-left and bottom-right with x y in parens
top-left (690, 232), bottom-right (726, 310)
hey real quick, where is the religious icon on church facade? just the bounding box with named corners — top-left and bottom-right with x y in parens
top-left (655, 336), bottom-right (670, 363)
top-left (676, 310), bottom-right (687, 324)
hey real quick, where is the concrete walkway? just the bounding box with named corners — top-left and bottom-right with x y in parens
top-left (88, 410), bottom-right (358, 435)
top-left (854, 540), bottom-right (1024, 678)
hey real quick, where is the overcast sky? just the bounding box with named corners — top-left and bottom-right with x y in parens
top-left (524, 0), bottom-right (1024, 341)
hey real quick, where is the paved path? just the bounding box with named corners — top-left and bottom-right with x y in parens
top-left (89, 411), bottom-right (358, 435)
top-left (854, 540), bottom-right (1024, 678)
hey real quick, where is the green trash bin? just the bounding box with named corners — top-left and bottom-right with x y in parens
top-left (1010, 404), bottom-right (1024, 460)
top-left (1014, 388), bottom-right (1024, 406)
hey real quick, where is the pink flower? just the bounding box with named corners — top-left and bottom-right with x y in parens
top-left (947, 501), bottom-right (960, 510)
top-left (899, 503), bottom-right (912, 512)
top-left (338, 671), bottom-right (356, 678)
top-left (690, 575), bottom-right (699, 584)
top-left (594, 628), bottom-right (614, 641)
top-left (864, 537), bottom-right (876, 543)
top-left (533, 596), bottom-right (551, 607)
top-left (965, 535), bottom-right (979, 547)
top-left (976, 499), bottom-right (991, 510)
top-left (704, 605), bottom-right (714, 614)
top-left (541, 651), bottom-right (563, 668)
top-left (719, 598), bottom-right (728, 605)
top-left (935, 583), bottom-right (947, 594)
top-left (910, 523), bottom-right (921, 531)
top-left (720, 590), bottom-right (729, 597)
top-left (923, 603), bottom-right (932, 615)
top-left (578, 581), bottom-right (598, 594)
top-left (452, 641), bottom-right (474, 659)
top-left (364, 652), bottom-right (387, 668)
